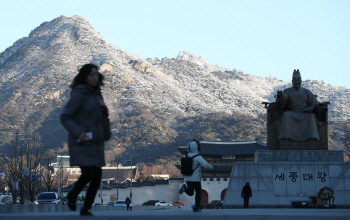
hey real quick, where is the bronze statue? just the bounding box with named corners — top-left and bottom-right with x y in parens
top-left (317, 186), bottom-right (335, 205)
top-left (276, 69), bottom-right (319, 141)
top-left (262, 69), bottom-right (329, 150)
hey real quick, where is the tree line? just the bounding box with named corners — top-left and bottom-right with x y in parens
top-left (0, 133), bottom-right (68, 204)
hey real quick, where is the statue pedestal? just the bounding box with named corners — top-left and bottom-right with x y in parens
top-left (254, 150), bottom-right (343, 162)
top-left (223, 150), bottom-right (350, 207)
top-left (278, 140), bottom-right (328, 150)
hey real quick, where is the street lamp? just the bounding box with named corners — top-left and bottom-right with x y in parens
top-left (113, 146), bottom-right (121, 201)
top-left (54, 149), bottom-right (63, 198)
top-left (116, 160), bottom-right (119, 200)
top-left (123, 157), bottom-right (133, 203)
top-left (60, 155), bottom-right (63, 198)
top-left (38, 162), bottom-right (42, 193)
top-left (130, 158), bottom-right (132, 203)
top-left (114, 151), bottom-right (121, 201)
top-left (25, 138), bottom-right (37, 203)
top-left (100, 178), bottom-right (103, 204)
top-left (13, 131), bottom-right (35, 204)
top-left (13, 131), bottom-right (19, 202)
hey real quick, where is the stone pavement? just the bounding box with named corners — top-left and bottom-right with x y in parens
top-left (0, 207), bottom-right (349, 220)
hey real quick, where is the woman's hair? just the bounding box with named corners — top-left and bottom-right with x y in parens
top-left (69, 63), bottom-right (105, 88)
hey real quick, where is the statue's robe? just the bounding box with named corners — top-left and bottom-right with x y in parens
top-left (277, 87), bottom-right (319, 141)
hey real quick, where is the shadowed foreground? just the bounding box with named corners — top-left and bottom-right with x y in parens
top-left (1, 208), bottom-right (349, 220)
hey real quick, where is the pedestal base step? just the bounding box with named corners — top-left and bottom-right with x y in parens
top-left (292, 201), bottom-right (309, 208)
top-left (308, 204), bottom-right (337, 209)
top-left (292, 201), bottom-right (337, 209)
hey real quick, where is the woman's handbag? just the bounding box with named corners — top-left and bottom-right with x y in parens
top-left (101, 105), bottom-right (111, 141)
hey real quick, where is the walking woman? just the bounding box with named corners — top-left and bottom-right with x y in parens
top-left (60, 63), bottom-right (108, 216)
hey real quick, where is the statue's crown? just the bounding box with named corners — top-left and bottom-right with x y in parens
top-left (293, 69), bottom-right (300, 76)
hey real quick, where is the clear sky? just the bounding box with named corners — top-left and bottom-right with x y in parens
top-left (1, 0), bottom-right (349, 88)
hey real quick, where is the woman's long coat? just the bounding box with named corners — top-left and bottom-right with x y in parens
top-left (60, 84), bottom-right (106, 167)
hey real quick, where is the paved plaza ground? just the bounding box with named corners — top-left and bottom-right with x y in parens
top-left (1, 207), bottom-right (349, 220)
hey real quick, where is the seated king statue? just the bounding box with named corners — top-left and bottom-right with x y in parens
top-left (276, 69), bottom-right (319, 141)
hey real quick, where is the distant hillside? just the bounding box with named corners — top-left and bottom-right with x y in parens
top-left (0, 15), bottom-right (349, 177)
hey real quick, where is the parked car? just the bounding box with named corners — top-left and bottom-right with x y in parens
top-left (107, 202), bottom-right (115, 206)
top-left (34, 192), bottom-right (61, 205)
top-left (75, 196), bottom-right (85, 203)
top-left (115, 200), bottom-right (132, 208)
top-left (115, 200), bottom-right (126, 206)
top-left (155, 201), bottom-right (173, 206)
top-left (211, 200), bottom-right (223, 204)
top-left (171, 201), bottom-right (186, 206)
top-left (210, 200), bottom-right (223, 209)
top-left (142, 200), bottom-right (159, 206)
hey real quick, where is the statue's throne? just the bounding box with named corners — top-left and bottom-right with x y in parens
top-left (262, 101), bottom-right (330, 150)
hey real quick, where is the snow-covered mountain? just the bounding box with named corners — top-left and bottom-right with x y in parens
top-left (176, 51), bottom-right (230, 72)
top-left (0, 15), bottom-right (349, 163)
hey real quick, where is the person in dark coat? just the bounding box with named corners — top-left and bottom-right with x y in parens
top-left (60, 63), bottom-right (108, 216)
top-left (241, 182), bottom-right (252, 208)
top-left (125, 197), bottom-right (131, 211)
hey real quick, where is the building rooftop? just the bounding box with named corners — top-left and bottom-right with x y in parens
top-left (63, 183), bottom-right (110, 192)
top-left (54, 156), bottom-right (71, 168)
top-left (179, 140), bottom-right (267, 156)
top-left (101, 166), bottom-right (138, 183)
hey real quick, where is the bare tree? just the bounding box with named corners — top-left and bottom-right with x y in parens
top-left (26, 139), bottom-right (45, 202)
top-left (0, 155), bottom-right (19, 204)
top-left (0, 133), bottom-right (47, 203)
top-left (40, 149), bottom-right (61, 193)
top-left (1, 137), bottom-right (32, 203)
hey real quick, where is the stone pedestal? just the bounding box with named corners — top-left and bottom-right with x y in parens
top-left (223, 150), bottom-right (350, 207)
top-left (278, 140), bottom-right (328, 150)
top-left (254, 150), bottom-right (343, 162)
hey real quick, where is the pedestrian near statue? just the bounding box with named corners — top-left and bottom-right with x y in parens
top-left (241, 182), bottom-right (252, 208)
top-left (178, 139), bottom-right (213, 212)
top-left (125, 197), bottom-right (131, 211)
top-left (60, 63), bottom-right (110, 216)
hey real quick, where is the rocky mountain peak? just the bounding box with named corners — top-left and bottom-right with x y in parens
top-left (30, 15), bottom-right (92, 35)
top-left (176, 50), bottom-right (229, 72)
top-left (1, 15), bottom-right (95, 65)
